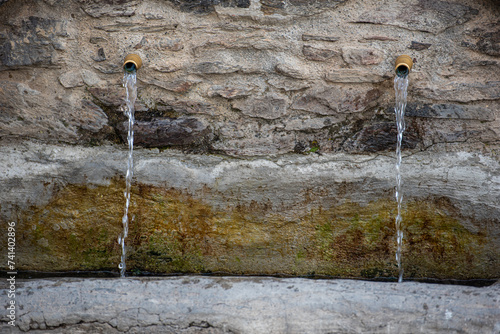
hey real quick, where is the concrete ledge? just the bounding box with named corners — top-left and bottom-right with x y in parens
top-left (1, 277), bottom-right (499, 333)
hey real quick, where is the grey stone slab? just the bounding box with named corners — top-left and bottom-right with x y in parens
top-left (1, 277), bottom-right (499, 333)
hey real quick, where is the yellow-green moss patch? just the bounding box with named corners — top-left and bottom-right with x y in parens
top-left (7, 180), bottom-right (499, 279)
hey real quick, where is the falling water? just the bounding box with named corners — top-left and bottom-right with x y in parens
top-left (394, 74), bottom-right (408, 283)
top-left (118, 71), bottom-right (137, 277)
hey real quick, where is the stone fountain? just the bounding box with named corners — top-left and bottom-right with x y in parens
top-left (0, 0), bottom-right (499, 332)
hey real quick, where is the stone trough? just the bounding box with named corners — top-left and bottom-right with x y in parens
top-left (1, 276), bottom-right (499, 333)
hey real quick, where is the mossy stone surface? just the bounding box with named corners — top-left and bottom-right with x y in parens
top-left (4, 180), bottom-right (498, 279)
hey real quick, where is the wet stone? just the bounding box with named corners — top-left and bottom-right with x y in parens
top-left (406, 103), bottom-right (496, 121)
top-left (120, 117), bottom-right (210, 148)
top-left (343, 122), bottom-right (421, 152)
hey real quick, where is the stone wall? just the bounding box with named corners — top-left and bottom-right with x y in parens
top-left (0, 0), bottom-right (499, 279)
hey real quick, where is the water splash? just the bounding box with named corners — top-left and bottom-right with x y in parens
top-left (394, 74), bottom-right (408, 283)
top-left (118, 70), bottom-right (137, 277)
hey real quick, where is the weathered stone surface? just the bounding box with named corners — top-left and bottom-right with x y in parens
top-left (343, 122), bottom-right (421, 152)
top-left (92, 47), bottom-right (106, 62)
top-left (302, 45), bottom-right (340, 62)
top-left (260, 0), bottom-right (285, 14)
top-left (359, 35), bottom-right (398, 42)
top-left (1, 142), bottom-right (500, 277)
top-left (167, 0), bottom-right (250, 13)
top-left (409, 41), bottom-right (432, 50)
top-left (158, 38), bottom-right (184, 51)
top-left (79, 99), bottom-right (109, 132)
top-left (119, 117), bottom-right (210, 148)
top-left (139, 77), bottom-right (197, 93)
top-left (464, 25), bottom-right (500, 57)
top-left (190, 61), bottom-right (241, 74)
top-left (292, 86), bottom-right (382, 115)
top-left (275, 63), bottom-right (309, 79)
top-left (302, 34), bottom-right (339, 42)
top-left (355, 0), bottom-right (479, 34)
top-left (208, 85), bottom-right (252, 99)
top-left (95, 23), bottom-right (177, 33)
top-left (233, 95), bottom-right (288, 119)
top-left (0, 80), bottom-right (110, 142)
top-left (58, 70), bottom-right (84, 88)
top-left (284, 115), bottom-right (335, 131)
top-left (88, 87), bottom-right (126, 107)
top-left (156, 99), bottom-right (214, 115)
top-left (324, 69), bottom-right (387, 83)
top-left (406, 103), bottom-right (496, 121)
top-left (342, 47), bottom-right (384, 65)
top-left (79, 0), bottom-right (139, 18)
top-left (415, 81), bottom-right (500, 102)
top-left (0, 0), bottom-right (499, 279)
top-left (0, 16), bottom-right (68, 69)
top-left (267, 77), bottom-right (311, 91)
top-left (3, 277), bottom-right (499, 334)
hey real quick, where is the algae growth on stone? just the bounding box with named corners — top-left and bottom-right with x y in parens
top-left (5, 180), bottom-right (498, 280)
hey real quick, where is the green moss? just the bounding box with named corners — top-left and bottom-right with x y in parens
top-left (8, 180), bottom-right (499, 279)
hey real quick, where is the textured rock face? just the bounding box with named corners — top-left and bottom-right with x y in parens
top-left (0, 0), bottom-right (498, 155)
top-left (2, 277), bottom-right (500, 333)
top-left (0, 0), bottom-right (499, 278)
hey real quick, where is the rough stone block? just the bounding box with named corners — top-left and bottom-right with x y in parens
top-left (342, 47), bottom-right (384, 65)
top-left (406, 103), bottom-right (496, 121)
top-left (324, 69), bottom-right (387, 83)
top-left (191, 61), bottom-right (241, 74)
top-left (302, 45), bottom-right (340, 62)
top-left (233, 95), bottom-right (288, 119)
top-left (0, 16), bottom-right (68, 68)
top-left (343, 122), bottom-right (420, 152)
top-left (415, 81), bottom-right (500, 102)
top-left (355, 0), bottom-right (478, 34)
top-left (119, 117), bottom-right (210, 148)
top-left (409, 41), bottom-right (432, 50)
top-left (208, 85), bottom-right (252, 99)
top-left (302, 34), bottom-right (339, 42)
top-left (292, 86), bottom-right (382, 115)
top-left (80, 0), bottom-right (139, 17)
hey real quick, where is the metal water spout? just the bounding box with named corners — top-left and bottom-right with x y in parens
top-left (395, 55), bottom-right (413, 77)
top-left (123, 54), bottom-right (142, 73)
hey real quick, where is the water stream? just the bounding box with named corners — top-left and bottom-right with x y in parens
top-left (394, 74), bottom-right (408, 283)
top-left (118, 71), bottom-right (137, 277)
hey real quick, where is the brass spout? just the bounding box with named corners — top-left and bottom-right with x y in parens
top-left (395, 55), bottom-right (413, 77)
top-left (123, 54), bottom-right (142, 73)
